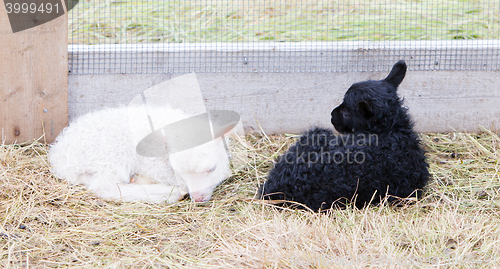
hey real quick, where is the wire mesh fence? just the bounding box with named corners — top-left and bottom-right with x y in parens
top-left (68, 0), bottom-right (500, 74)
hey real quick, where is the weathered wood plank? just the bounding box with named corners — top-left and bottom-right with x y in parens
top-left (68, 71), bottom-right (500, 134)
top-left (0, 1), bottom-right (68, 144)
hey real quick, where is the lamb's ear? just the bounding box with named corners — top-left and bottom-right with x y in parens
top-left (358, 101), bottom-right (374, 119)
top-left (384, 60), bottom-right (407, 89)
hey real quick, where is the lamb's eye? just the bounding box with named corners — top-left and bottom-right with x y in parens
top-left (342, 111), bottom-right (351, 119)
top-left (207, 165), bottom-right (217, 173)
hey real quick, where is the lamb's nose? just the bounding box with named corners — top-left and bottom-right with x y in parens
top-left (191, 192), bottom-right (211, 202)
top-left (195, 197), bottom-right (206, 202)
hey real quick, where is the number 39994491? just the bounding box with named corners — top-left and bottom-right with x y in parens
top-left (5, 2), bottom-right (61, 14)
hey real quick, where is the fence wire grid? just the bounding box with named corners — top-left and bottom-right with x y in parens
top-left (68, 0), bottom-right (500, 74)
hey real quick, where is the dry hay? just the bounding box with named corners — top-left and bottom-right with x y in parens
top-left (1, 130), bottom-right (500, 268)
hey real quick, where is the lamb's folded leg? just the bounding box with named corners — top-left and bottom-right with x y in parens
top-left (92, 182), bottom-right (186, 203)
top-left (86, 173), bottom-right (186, 203)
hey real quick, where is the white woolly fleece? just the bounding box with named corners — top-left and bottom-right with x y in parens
top-left (49, 105), bottom-right (230, 203)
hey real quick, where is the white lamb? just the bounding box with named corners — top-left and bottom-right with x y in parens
top-left (48, 105), bottom-right (231, 203)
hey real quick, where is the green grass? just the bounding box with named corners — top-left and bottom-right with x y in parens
top-left (68, 0), bottom-right (500, 44)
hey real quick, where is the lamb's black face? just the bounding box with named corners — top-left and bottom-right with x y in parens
top-left (330, 102), bottom-right (354, 133)
top-left (331, 81), bottom-right (387, 134)
top-left (331, 60), bottom-right (408, 134)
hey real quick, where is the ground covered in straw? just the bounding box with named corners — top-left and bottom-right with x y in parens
top-left (1, 131), bottom-right (500, 268)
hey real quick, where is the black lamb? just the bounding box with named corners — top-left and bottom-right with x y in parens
top-left (260, 60), bottom-right (431, 211)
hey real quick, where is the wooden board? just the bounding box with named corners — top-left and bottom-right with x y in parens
top-left (0, 0), bottom-right (68, 144)
top-left (68, 71), bottom-right (500, 134)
